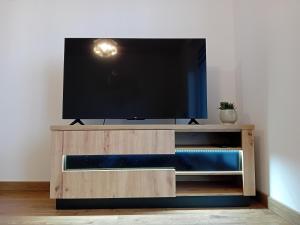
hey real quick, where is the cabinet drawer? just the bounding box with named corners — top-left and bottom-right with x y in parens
top-left (63, 130), bottom-right (175, 155)
top-left (61, 169), bottom-right (176, 199)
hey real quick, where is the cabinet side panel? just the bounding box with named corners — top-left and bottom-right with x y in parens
top-left (242, 129), bottom-right (256, 196)
top-left (50, 131), bottom-right (64, 198)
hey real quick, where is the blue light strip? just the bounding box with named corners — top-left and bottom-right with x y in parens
top-left (175, 149), bottom-right (242, 153)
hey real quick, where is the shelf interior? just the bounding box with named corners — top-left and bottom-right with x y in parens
top-left (176, 181), bottom-right (243, 196)
top-left (176, 171), bottom-right (243, 176)
top-left (175, 132), bottom-right (242, 148)
top-left (176, 174), bottom-right (243, 196)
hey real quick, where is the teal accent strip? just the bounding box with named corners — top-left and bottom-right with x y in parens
top-left (175, 149), bottom-right (242, 153)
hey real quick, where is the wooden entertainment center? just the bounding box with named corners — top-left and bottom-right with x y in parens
top-left (50, 124), bottom-right (255, 208)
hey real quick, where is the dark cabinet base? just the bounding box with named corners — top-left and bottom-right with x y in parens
top-left (56, 196), bottom-right (250, 209)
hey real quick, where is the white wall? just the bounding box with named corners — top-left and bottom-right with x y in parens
top-left (235, 0), bottom-right (300, 212)
top-left (0, 0), bottom-right (237, 181)
top-left (234, 0), bottom-right (270, 198)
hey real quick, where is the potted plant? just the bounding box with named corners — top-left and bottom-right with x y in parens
top-left (219, 101), bottom-right (237, 124)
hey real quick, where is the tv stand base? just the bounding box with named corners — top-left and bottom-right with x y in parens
top-left (56, 196), bottom-right (250, 209)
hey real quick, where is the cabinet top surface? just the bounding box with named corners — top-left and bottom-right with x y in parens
top-left (50, 124), bottom-right (254, 131)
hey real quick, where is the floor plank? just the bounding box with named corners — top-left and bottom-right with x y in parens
top-left (0, 191), bottom-right (290, 225)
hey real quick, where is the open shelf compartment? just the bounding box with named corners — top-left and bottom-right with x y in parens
top-left (176, 175), bottom-right (243, 196)
top-left (175, 148), bottom-right (243, 172)
top-left (176, 171), bottom-right (243, 176)
top-left (175, 131), bottom-right (242, 148)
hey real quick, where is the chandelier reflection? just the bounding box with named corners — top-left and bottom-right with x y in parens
top-left (93, 39), bottom-right (118, 57)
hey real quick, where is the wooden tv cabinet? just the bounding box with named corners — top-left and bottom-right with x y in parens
top-left (50, 124), bottom-right (255, 208)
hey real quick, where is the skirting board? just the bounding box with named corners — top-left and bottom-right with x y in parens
top-left (268, 197), bottom-right (300, 225)
top-left (255, 190), bottom-right (268, 208)
top-left (0, 182), bottom-right (49, 191)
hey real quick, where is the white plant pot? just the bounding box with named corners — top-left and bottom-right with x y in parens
top-left (220, 109), bottom-right (237, 124)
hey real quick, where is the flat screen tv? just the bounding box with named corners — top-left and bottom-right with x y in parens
top-left (63, 38), bottom-right (207, 120)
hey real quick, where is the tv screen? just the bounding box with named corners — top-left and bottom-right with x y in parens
top-left (63, 38), bottom-right (207, 119)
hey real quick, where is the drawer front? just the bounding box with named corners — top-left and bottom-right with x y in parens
top-left (63, 130), bottom-right (175, 155)
top-left (61, 169), bottom-right (176, 198)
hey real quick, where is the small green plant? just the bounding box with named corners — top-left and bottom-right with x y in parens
top-left (219, 101), bottom-right (235, 110)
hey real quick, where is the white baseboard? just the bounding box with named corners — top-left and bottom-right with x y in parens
top-left (268, 197), bottom-right (300, 225)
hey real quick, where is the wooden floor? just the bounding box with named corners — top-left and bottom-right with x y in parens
top-left (0, 190), bottom-right (290, 225)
